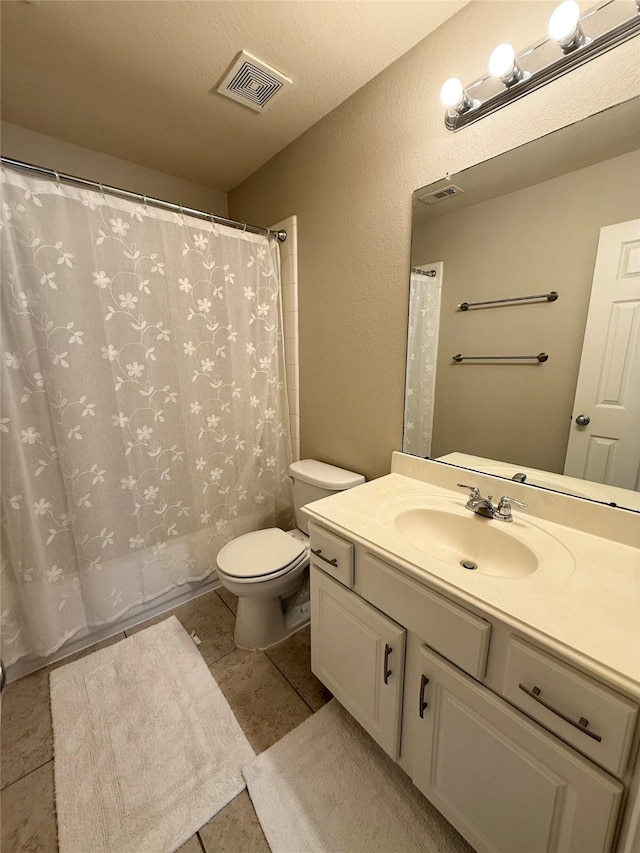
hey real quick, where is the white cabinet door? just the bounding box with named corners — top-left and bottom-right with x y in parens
top-left (310, 566), bottom-right (405, 759)
top-left (411, 645), bottom-right (622, 853)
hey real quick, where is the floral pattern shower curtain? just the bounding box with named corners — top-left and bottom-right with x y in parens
top-left (403, 266), bottom-right (442, 458)
top-left (1, 167), bottom-right (292, 665)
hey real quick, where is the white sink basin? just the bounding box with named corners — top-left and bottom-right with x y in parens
top-left (394, 508), bottom-right (538, 577)
top-left (379, 495), bottom-right (575, 580)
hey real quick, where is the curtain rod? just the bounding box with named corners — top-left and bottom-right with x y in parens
top-left (0, 156), bottom-right (287, 243)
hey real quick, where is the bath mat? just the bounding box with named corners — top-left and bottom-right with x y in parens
top-left (243, 699), bottom-right (472, 853)
top-left (50, 616), bottom-right (255, 853)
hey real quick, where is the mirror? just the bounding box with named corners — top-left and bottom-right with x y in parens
top-left (405, 97), bottom-right (640, 512)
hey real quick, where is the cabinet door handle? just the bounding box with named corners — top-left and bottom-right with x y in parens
top-left (419, 674), bottom-right (430, 718)
top-left (518, 683), bottom-right (602, 742)
top-left (311, 548), bottom-right (338, 568)
top-left (383, 644), bottom-right (393, 684)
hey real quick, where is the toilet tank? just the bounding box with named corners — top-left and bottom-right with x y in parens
top-left (289, 459), bottom-right (365, 534)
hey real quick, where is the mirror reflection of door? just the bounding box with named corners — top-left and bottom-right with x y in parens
top-left (403, 262), bottom-right (443, 458)
top-left (564, 219), bottom-right (640, 488)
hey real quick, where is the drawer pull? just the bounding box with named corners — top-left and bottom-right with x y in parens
top-left (518, 683), bottom-right (602, 742)
top-left (419, 674), bottom-right (430, 718)
top-left (383, 643), bottom-right (393, 684)
top-left (311, 548), bottom-right (338, 568)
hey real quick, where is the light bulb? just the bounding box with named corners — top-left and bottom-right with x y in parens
top-left (549, 1), bottom-right (580, 42)
top-left (440, 77), bottom-right (465, 110)
top-left (488, 43), bottom-right (517, 82)
top-left (549, 1), bottom-right (585, 51)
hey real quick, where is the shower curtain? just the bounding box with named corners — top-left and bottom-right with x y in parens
top-left (0, 167), bottom-right (292, 665)
top-left (403, 265), bottom-right (442, 458)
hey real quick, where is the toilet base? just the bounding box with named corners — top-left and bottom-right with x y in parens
top-left (234, 596), bottom-right (284, 648)
top-left (234, 595), bottom-right (310, 649)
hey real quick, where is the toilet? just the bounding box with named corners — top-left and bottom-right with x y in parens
top-left (216, 459), bottom-right (365, 648)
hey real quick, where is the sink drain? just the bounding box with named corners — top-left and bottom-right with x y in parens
top-left (460, 559), bottom-right (478, 571)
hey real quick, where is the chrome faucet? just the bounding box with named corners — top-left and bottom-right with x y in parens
top-left (457, 484), bottom-right (527, 522)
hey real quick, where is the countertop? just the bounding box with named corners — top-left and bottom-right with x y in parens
top-left (304, 457), bottom-right (640, 699)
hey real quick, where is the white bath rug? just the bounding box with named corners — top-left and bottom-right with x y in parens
top-left (243, 699), bottom-right (472, 853)
top-left (50, 616), bottom-right (255, 853)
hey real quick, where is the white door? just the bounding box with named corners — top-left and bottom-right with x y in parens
top-left (310, 566), bottom-right (405, 760)
top-left (411, 645), bottom-right (622, 853)
top-left (564, 220), bottom-right (640, 488)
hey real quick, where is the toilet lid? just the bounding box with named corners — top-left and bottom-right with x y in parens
top-left (217, 528), bottom-right (307, 579)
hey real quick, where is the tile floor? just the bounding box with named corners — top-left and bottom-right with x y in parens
top-left (1, 588), bottom-right (331, 852)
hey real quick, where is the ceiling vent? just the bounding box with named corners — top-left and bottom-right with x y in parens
top-left (217, 50), bottom-right (292, 113)
top-left (416, 184), bottom-right (464, 206)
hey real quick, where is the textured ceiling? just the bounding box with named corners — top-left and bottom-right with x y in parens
top-left (1, 0), bottom-right (467, 191)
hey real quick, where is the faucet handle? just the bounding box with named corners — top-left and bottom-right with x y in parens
top-left (494, 495), bottom-right (527, 522)
top-left (499, 495), bottom-right (528, 509)
top-left (457, 483), bottom-right (480, 498)
top-left (496, 495), bottom-right (528, 520)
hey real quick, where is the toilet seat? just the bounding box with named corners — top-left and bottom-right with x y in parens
top-left (216, 528), bottom-right (309, 583)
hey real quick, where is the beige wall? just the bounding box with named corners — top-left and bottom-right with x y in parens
top-left (412, 150), bottom-right (640, 473)
top-left (229, 1), bottom-right (640, 481)
top-left (1, 122), bottom-right (228, 215)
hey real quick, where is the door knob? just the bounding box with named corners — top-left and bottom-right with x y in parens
top-left (575, 414), bottom-right (591, 426)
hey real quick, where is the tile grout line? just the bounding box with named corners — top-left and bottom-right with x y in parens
top-left (206, 644), bottom-right (242, 671)
top-left (262, 651), bottom-right (317, 714)
top-left (206, 642), bottom-right (316, 715)
top-left (214, 590), bottom-right (237, 617)
top-left (1, 757), bottom-right (54, 793)
top-left (205, 597), bottom-right (318, 714)
top-left (195, 830), bottom-right (207, 852)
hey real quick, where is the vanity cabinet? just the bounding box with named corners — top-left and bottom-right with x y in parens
top-left (356, 549), bottom-right (491, 680)
top-left (308, 521), bottom-right (637, 853)
top-left (409, 645), bottom-right (623, 853)
top-left (310, 566), bottom-right (405, 760)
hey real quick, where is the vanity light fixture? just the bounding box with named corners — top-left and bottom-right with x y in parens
top-left (441, 0), bottom-right (640, 130)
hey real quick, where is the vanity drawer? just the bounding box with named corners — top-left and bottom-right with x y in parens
top-left (355, 550), bottom-right (491, 680)
top-left (308, 522), bottom-right (354, 588)
top-left (502, 636), bottom-right (638, 778)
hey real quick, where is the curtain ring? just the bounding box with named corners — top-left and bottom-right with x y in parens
top-left (142, 194), bottom-right (147, 210)
top-left (242, 223), bottom-right (247, 234)
top-left (54, 170), bottom-right (60, 187)
top-left (99, 182), bottom-right (106, 202)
